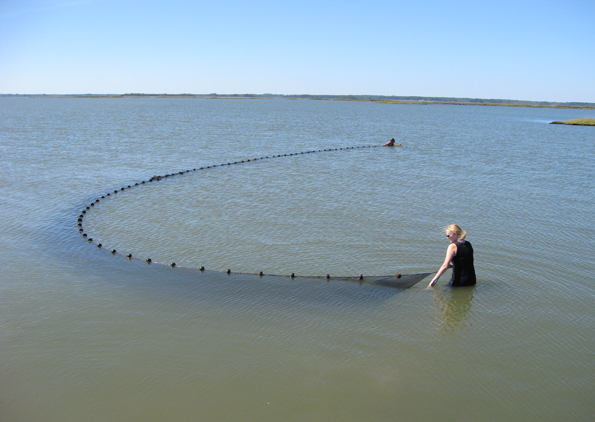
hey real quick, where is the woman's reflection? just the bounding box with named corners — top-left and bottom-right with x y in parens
top-left (432, 286), bottom-right (475, 333)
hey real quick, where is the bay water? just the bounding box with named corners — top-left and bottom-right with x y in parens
top-left (1, 97), bottom-right (594, 421)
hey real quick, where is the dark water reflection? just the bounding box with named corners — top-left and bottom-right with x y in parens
top-left (432, 286), bottom-right (475, 333)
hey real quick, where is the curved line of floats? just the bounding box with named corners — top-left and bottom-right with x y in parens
top-left (77, 144), bottom-right (403, 281)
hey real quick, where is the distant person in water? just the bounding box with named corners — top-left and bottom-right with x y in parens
top-left (428, 224), bottom-right (476, 287)
top-left (383, 138), bottom-right (402, 146)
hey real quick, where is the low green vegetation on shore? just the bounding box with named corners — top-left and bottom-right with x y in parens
top-left (551, 118), bottom-right (595, 126)
top-left (308, 97), bottom-right (594, 110)
top-left (3, 93), bottom-right (594, 110)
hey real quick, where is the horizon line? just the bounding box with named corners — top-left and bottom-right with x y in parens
top-left (1, 93), bottom-right (593, 106)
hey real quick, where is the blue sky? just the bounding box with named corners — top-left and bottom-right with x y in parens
top-left (1, 0), bottom-right (593, 102)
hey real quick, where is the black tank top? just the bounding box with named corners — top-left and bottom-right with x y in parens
top-left (450, 241), bottom-right (476, 286)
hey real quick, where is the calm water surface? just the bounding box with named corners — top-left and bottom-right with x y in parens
top-left (0, 97), bottom-right (594, 421)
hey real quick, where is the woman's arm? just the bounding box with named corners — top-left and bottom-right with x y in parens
top-left (428, 243), bottom-right (457, 287)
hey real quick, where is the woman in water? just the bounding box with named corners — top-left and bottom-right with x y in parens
top-left (383, 138), bottom-right (402, 146)
top-left (428, 224), bottom-right (476, 287)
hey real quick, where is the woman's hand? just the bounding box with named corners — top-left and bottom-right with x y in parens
top-left (428, 244), bottom-right (457, 288)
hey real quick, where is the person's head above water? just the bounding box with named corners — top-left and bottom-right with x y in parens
top-left (445, 224), bottom-right (467, 242)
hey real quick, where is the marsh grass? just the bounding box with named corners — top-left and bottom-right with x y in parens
top-left (295, 98), bottom-right (594, 110)
top-left (551, 118), bottom-right (595, 126)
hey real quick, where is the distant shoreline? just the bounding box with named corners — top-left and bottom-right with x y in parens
top-left (550, 118), bottom-right (595, 126)
top-left (2, 93), bottom-right (593, 110)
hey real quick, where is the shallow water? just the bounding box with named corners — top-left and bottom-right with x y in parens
top-left (0, 97), bottom-right (594, 421)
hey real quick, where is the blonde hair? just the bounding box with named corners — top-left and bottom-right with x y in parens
top-left (446, 224), bottom-right (467, 240)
